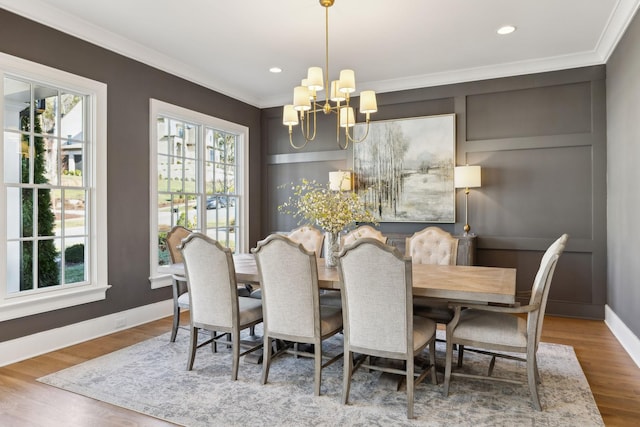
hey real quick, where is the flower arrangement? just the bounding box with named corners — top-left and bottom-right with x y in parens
top-left (278, 179), bottom-right (377, 233)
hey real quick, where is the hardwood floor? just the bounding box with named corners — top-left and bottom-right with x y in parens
top-left (0, 315), bottom-right (638, 426)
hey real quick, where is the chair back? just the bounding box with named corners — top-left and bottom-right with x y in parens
top-left (253, 234), bottom-right (320, 340)
top-left (179, 233), bottom-right (239, 329)
top-left (528, 234), bottom-right (569, 348)
top-left (166, 225), bottom-right (191, 264)
top-left (405, 226), bottom-right (458, 265)
top-left (338, 238), bottom-right (412, 356)
top-left (342, 225), bottom-right (387, 247)
top-left (288, 225), bottom-right (324, 257)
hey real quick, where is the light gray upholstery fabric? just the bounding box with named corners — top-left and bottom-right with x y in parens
top-left (182, 236), bottom-right (236, 328)
top-left (180, 233), bottom-right (263, 379)
top-left (177, 292), bottom-right (190, 307)
top-left (406, 227), bottom-right (458, 266)
top-left (288, 225), bottom-right (324, 257)
top-left (342, 225), bottom-right (387, 247)
top-left (254, 234), bottom-right (343, 396)
top-left (339, 238), bottom-right (437, 418)
top-left (452, 309), bottom-right (527, 347)
top-left (407, 227), bottom-right (459, 326)
top-left (339, 241), bottom-right (409, 354)
top-left (255, 237), bottom-right (317, 338)
top-left (413, 316), bottom-right (437, 351)
top-left (443, 234), bottom-right (569, 410)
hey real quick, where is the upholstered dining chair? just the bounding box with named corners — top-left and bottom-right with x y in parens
top-left (443, 234), bottom-right (569, 411)
top-left (166, 225), bottom-right (192, 342)
top-left (338, 238), bottom-right (437, 419)
top-left (288, 225), bottom-right (342, 309)
top-left (406, 227), bottom-right (459, 330)
top-left (179, 233), bottom-right (263, 380)
top-left (288, 225), bottom-right (324, 256)
top-left (319, 225), bottom-right (388, 309)
top-left (342, 225), bottom-right (387, 247)
top-left (249, 225), bottom-right (325, 301)
top-left (252, 234), bottom-right (343, 396)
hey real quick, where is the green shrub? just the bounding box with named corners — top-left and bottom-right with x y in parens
top-left (65, 244), bottom-right (84, 263)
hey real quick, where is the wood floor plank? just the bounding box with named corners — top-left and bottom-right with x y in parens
top-left (0, 315), bottom-right (638, 426)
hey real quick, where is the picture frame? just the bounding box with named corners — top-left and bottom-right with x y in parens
top-left (353, 114), bottom-right (456, 223)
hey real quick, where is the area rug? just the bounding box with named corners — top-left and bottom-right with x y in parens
top-left (38, 329), bottom-right (603, 426)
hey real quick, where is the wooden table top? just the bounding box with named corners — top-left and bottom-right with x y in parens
top-left (167, 253), bottom-right (516, 305)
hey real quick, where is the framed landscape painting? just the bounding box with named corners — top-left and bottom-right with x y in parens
top-left (353, 114), bottom-right (456, 223)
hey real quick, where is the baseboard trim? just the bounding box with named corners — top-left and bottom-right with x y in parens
top-left (604, 304), bottom-right (640, 369)
top-left (0, 300), bottom-right (173, 367)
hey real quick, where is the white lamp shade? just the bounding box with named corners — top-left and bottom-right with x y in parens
top-left (306, 67), bottom-right (324, 91)
top-left (330, 80), bottom-right (346, 102)
top-left (339, 69), bottom-right (356, 93)
top-left (282, 105), bottom-right (299, 126)
top-left (293, 86), bottom-right (311, 111)
top-left (339, 107), bottom-right (356, 128)
top-left (301, 79), bottom-right (315, 99)
top-left (329, 171), bottom-right (352, 191)
top-left (454, 165), bottom-right (482, 188)
top-left (359, 90), bottom-right (377, 114)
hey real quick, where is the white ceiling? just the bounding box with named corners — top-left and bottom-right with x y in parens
top-left (1, 0), bottom-right (639, 108)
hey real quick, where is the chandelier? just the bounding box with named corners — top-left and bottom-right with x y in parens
top-left (282, 0), bottom-right (378, 150)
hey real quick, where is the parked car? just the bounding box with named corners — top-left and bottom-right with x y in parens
top-left (206, 196), bottom-right (235, 209)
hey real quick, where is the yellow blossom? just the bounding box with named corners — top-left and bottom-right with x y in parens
top-left (278, 179), bottom-right (378, 233)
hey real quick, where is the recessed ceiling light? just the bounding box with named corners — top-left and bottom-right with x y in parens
top-left (497, 25), bottom-right (516, 35)
top-left (269, 67), bottom-right (282, 73)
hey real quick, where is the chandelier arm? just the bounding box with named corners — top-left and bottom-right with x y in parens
top-left (344, 118), bottom-right (372, 145)
top-left (289, 127), bottom-right (309, 149)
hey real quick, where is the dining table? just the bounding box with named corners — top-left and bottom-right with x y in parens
top-left (166, 253), bottom-right (516, 306)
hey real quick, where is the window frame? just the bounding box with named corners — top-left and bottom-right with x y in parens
top-left (0, 52), bottom-right (109, 322)
top-left (149, 99), bottom-right (249, 289)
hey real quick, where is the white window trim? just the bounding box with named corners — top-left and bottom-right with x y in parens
top-left (0, 52), bottom-right (109, 322)
top-left (149, 99), bottom-right (249, 289)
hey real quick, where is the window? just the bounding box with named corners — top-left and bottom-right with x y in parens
top-left (0, 53), bottom-right (108, 321)
top-left (149, 99), bottom-right (248, 288)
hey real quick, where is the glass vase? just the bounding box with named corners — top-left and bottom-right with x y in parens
top-left (323, 231), bottom-right (340, 268)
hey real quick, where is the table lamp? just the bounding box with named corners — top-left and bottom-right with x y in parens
top-left (454, 165), bottom-right (482, 235)
top-left (329, 171), bottom-right (352, 191)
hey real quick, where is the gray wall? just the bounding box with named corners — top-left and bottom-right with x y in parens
top-left (606, 9), bottom-right (640, 336)
top-left (0, 10), bottom-right (262, 342)
top-left (262, 67), bottom-right (607, 319)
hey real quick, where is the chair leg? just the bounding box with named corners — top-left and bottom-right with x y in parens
top-left (443, 336), bottom-right (455, 396)
top-left (261, 336), bottom-right (272, 385)
top-left (231, 331), bottom-right (240, 380)
top-left (429, 337), bottom-right (438, 385)
top-left (457, 344), bottom-right (465, 367)
top-left (528, 353), bottom-right (542, 411)
top-left (342, 350), bottom-right (353, 405)
top-left (407, 356), bottom-right (414, 419)
top-left (187, 326), bottom-right (198, 371)
top-left (314, 340), bottom-right (322, 396)
top-left (170, 304), bottom-right (180, 343)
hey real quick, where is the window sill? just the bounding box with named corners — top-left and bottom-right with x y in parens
top-left (0, 284), bottom-right (111, 322)
top-left (150, 271), bottom-right (172, 289)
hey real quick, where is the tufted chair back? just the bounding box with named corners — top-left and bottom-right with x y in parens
top-left (342, 225), bottom-right (387, 247)
top-left (288, 225), bottom-right (324, 257)
top-left (405, 227), bottom-right (458, 265)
